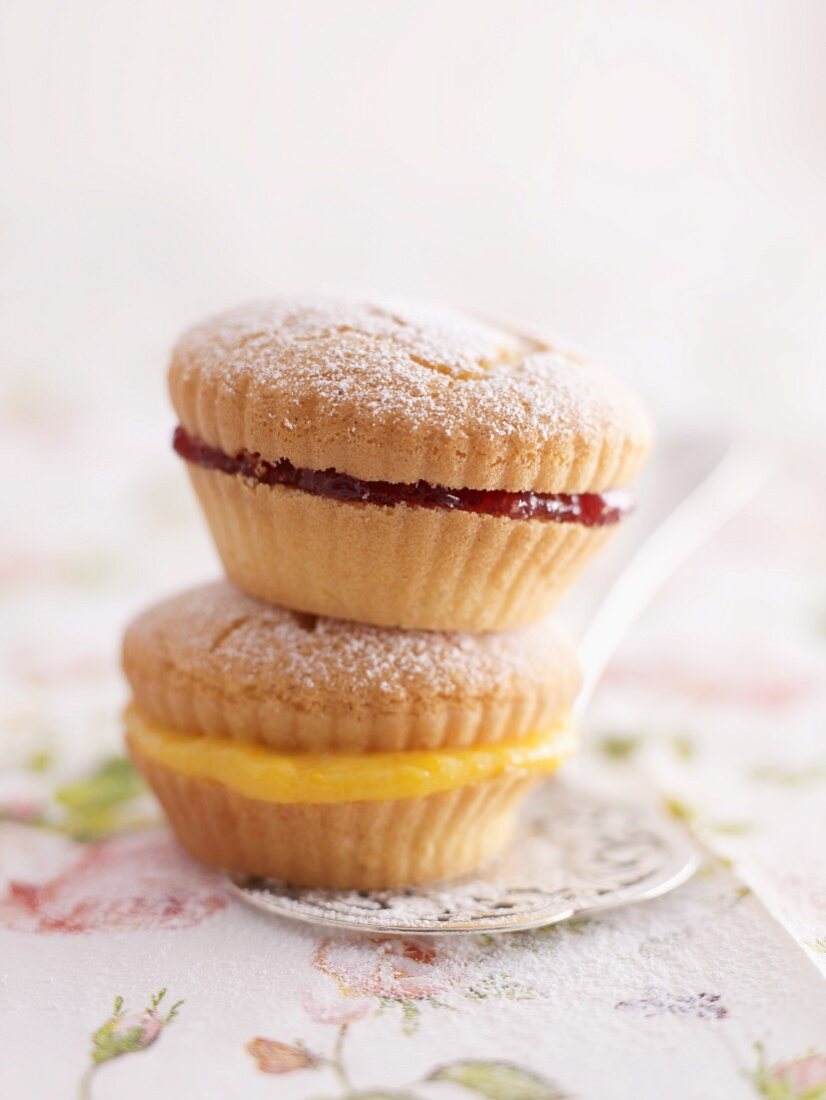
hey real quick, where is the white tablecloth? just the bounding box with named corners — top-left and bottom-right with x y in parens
top-left (1, 389), bottom-right (824, 1099)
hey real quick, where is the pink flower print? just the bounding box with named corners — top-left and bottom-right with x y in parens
top-left (770, 1054), bottom-right (826, 1095)
top-left (0, 799), bottom-right (45, 824)
top-left (753, 1044), bottom-right (826, 1099)
top-left (11, 647), bottom-right (110, 687)
top-left (0, 829), bottom-right (228, 933)
top-left (312, 936), bottom-right (464, 1001)
top-left (121, 1010), bottom-right (162, 1045)
top-left (0, 822), bottom-right (80, 888)
top-left (605, 658), bottom-right (812, 711)
top-left (301, 991), bottom-right (372, 1026)
top-left (246, 1038), bottom-right (316, 1074)
top-left (79, 990), bottom-right (183, 1099)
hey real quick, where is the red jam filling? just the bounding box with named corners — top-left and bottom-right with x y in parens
top-left (173, 427), bottom-right (632, 526)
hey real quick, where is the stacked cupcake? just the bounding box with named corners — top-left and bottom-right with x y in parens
top-left (123, 298), bottom-right (650, 889)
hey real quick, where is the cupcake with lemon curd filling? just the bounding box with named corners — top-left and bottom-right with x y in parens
top-left (169, 296), bottom-right (651, 631)
top-left (123, 582), bottom-right (579, 888)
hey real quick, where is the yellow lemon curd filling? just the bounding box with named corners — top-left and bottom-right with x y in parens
top-left (125, 706), bottom-right (575, 805)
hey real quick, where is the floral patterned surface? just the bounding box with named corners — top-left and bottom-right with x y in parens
top-left (1, 380), bottom-right (825, 1099)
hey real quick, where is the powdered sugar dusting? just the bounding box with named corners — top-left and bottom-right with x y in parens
top-left (172, 296), bottom-right (644, 445)
top-left (127, 582), bottom-right (577, 707)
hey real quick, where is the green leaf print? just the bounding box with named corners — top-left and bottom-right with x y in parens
top-left (598, 734), bottom-right (640, 760)
top-left (57, 757), bottom-right (143, 814)
top-left (79, 989), bottom-right (183, 1099)
top-left (55, 757), bottom-right (150, 840)
top-left (428, 1060), bottom-right (567, 1100)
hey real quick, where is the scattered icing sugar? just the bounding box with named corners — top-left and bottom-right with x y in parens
top-left (135, 582), bottom-right (576, 706)
top-left (172, 296), bottom-right (645, 446)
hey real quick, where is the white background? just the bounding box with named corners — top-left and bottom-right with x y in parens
top-left (1, 0), bottom-right (824, 444)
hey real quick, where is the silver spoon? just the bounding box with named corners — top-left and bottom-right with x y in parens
top-left (229, 433), bottom-right (769, 934)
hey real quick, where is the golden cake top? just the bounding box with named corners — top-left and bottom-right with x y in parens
top-left (122, 581), bottom-right (580, 753)
top-left (169, 296), bottom-right (651, 493)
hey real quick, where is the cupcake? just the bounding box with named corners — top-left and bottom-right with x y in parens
top-left (169, 296), bottom-right (651, 631)
top-left (123, 582), bottom-right (579, 888)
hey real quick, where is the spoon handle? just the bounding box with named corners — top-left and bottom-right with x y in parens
top-left (572, 434), bottom-right (770, 717)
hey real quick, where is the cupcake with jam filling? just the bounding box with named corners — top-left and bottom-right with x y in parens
top-left (169, 296), bottom-right (650, 631)
top-left (123, 582), bottom-right (579, 889)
